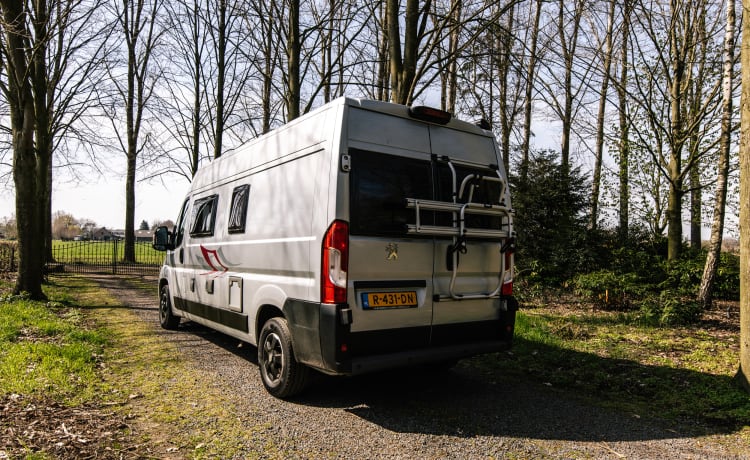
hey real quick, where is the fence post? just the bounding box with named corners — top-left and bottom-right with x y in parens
top-left (112, 239), bottom-right (117, 275)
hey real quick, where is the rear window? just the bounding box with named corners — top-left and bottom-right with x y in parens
top-left (436, 164), bottom-right (502, 229)
top-left (349, 149), bottom-right (433, 236)
top-left (349, 149), bottom-right (504, 237)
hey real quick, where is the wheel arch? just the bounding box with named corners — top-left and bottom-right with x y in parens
top-left (256, 304), bottom-right (284, 343)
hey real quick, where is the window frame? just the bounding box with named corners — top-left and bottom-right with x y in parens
top-left (228, 184), bottom-right (250, 234)
top-left (189, 194), bottom-right (219, 238)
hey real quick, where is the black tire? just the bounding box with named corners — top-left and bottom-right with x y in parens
top-left (258, 317), bottom-right (309, 398)
top-left (159, 284), bottom-right (180, 330)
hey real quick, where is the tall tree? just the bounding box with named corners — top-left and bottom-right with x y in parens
top-left (108, 0), bottom-right (163, 263)
top-left (538, 0), bottom-right (591, 170)
top-left (520, 0), bottom-right (543, 178)
top-left (0, 0), bottom-right (49, 298)
top-left (738, 0), bottom-right (750, 393)
top-left (699, 0), bottom-right (736, 308)
top-left (629, 0), bottom-right (724, 261)
top-left (589, 0), bottom-right (617, 230)
top-left (617, 0), bottom-right (632, 241)
top-left (286, 0), bottom-right (301, 120)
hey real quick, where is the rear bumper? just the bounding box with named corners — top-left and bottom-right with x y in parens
top-left (283, 296), bottom-right (517, 376)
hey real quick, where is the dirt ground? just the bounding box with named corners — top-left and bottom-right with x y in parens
top-left (2, 274), bottom-right (750, 459)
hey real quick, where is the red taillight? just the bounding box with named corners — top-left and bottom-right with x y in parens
top-left (501, 250), bottom-right (513, 296)
top-left (408, 105), bottom-right (452, 124)
top-left (321, 220), bottom-right (349, 304)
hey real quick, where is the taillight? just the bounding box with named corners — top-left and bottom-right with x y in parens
top-left (408, 105), bottom-right (452, 124)
top-left (321, 220), bottom-right (349, 304)
top-left (501, 250), bottom-right (513, 296)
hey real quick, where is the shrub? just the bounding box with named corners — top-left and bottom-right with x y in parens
top-left (570, 270), bottom-right (644, 309)
top-left (638, 290), bottom-right (703, 326)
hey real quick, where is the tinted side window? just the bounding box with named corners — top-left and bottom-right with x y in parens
top-left (190, 195), bottom-right (218, 237)
top-left (350, 149), bottom-right (433, 236)
top-left (228, 185), bottom-right (250, 233)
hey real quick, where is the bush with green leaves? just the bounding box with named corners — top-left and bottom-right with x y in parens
top-left (570, 270), bottom-right (644, 309)
top-left (638, 290), bottom-right (703, 326)
top-left (510, 150), bottom-right (591, 286)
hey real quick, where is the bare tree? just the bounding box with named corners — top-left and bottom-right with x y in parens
top-left (737, 0), bottom-right (750, 393)
top-left (107, 0), bottom-right (163, 263)
top-left (0, 0), bottom-right (49, 298)
top-left (698, 0), bottom-right (737, 308)
top-left (589, 0), bottom-right (617, 230)
top-left (0, 0), bottom-right (107, 297)
top-left (617, 0), bottom-right (632, 241)
top-left (628, 0), bottom-right (724, 261)
top-left (520, 0), bottom-right (543, 177)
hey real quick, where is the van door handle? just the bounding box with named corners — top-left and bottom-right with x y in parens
top-left (179, 248), bottom-right (184, 264)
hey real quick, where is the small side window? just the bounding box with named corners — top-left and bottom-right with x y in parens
top-left (228, 184), bottom-right (250, 233)
top-left (190, 195), bottom-right (218, 237)
top-left (174, 199), bottom-right (190, 247)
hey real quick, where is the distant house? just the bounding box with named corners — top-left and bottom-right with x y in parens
top-left (134, 229), bottom-right (152, 242)
top-left (91, 227), bottom-right (116, 241)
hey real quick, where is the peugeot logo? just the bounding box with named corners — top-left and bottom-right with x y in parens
top-left (386, 243), bottom-right (398, 261)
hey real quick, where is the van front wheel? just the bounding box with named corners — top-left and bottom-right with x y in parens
top-left (258, 317), bottom-right (309, 398)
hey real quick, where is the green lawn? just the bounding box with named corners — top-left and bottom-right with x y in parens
top-left (51, 240), bottom-right (163, 265)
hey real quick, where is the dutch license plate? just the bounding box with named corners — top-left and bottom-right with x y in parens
top-left (362, 291), bottom-right (418, 309)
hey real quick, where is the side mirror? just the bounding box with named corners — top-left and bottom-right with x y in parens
top-left (152, 226), bottom-right (174, 251)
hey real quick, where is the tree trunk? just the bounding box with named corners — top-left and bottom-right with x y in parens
top-left (617, 0), bottom-right (631, 242)
top-left (1, 0), bottom-right (48, 299)
top-left (213, 0), bottom-right (226, 158)
top-left (699, 0), bottom-right (734, 309)
top-left (286, 0), bottom-right (301, 120)
top-left (738, 0), bottom-right (750, 393)
top-left (590, 0), bottom-right (616, 230)
top-left (520, 0), bottom-right (542, 178)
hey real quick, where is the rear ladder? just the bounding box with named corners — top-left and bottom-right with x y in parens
top-left (405, 156), bottom-right (514, 301)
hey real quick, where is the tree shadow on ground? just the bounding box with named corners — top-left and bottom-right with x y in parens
top-left (174, 319), bottom-right (746, 443)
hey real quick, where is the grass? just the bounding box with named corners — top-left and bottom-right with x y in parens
top-left (468, 304), bottom-right (750, 429)
top-left (0, 278), bottom-right (111, 403)
top-left (50, 240), bottom-right (163, 265)
top-left (0, 275), bottom-right (280, 458)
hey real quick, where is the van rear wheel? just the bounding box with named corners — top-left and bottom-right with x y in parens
top-left (258, 317), bottom-right (309, 398)
top-left (159, 284), bottom-right (180, 330)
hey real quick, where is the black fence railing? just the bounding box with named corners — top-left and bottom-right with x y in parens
top-left (0, 241), bottom-right (18, 272)
top-left (48, 240), bottom-right (162, 275)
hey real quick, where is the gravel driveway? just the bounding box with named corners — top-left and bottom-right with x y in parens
top-left (95, 275), bottom-right (748, 459)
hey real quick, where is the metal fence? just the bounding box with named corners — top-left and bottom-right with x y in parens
top-left (48, 240), bottom-right (163, 275)
top-left (0, 242), bottom-right (17, 272)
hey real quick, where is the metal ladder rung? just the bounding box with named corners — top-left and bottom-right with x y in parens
top-left (405, 198), bottom-right (512, 216)
top-left (405, 224), bottom-right (510, 239)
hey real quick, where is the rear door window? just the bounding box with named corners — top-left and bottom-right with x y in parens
top-left (436, 164), bottom-right (503, 230)
top-left (349, 148), bottom-right (433, 236)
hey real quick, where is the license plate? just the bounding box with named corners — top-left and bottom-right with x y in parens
top-left (362, 291), bottom-right (418, 309)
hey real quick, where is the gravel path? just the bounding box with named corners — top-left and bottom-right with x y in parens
top-left (94, 275), bottom-right (748, 459)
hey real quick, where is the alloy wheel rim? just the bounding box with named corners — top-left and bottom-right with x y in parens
top-left (262, 331), bottom-right (283, 384)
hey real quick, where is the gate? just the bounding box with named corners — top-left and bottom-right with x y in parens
top-left (49, 240), bottom-right (163, 275)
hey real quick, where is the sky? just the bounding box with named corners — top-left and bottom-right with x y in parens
top-left (0, 173), bottom-right (190, 230)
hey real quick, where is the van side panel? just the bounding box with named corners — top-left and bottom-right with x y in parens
top-left (168, 106), bottom-right (334, 346)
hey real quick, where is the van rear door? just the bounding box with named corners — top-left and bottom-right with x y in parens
top-left (346, 147), bottom-right (436, 356)
top-left (429, 128), bottom-right (510, 345)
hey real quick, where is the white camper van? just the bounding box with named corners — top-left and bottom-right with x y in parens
top-left (153, 97), bottom-right (517, 398)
